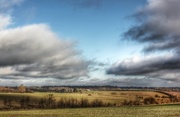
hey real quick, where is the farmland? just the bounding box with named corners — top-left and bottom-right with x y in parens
top-left (0, 105), bottom-right (179, 117)
top-left (0, 91), bottom-right (179, 116)
top-left (0, 90), bottom-right (176, 108)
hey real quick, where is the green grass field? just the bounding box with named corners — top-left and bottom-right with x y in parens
top-left (0, 105), bottom-right (179, 117)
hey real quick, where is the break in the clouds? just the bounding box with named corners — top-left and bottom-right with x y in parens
top-left (0, 24), bottom-right (89, 79)
top-left (107, 0), bottom-right (180, 82)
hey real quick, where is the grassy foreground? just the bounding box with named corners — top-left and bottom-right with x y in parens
top-left (0, 105), bottom-right (179, 117)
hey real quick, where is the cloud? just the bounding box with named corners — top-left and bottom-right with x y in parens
top-left (107, 55), bottom-right (180, 81)
top-left (0, 24), bottom-right (89, 79)
top-left (0, 0), bottom-right (91, 83)
top-left (0, 0), bottom-right (24, 13)
top-left (107, 0), bottom-right (180, 82)
top-left (102, 77), bottom-right (180, 87)
top-left (124, 0), bottom-right (180, 54)
top-left (0, 14), bottom-right (12, 29)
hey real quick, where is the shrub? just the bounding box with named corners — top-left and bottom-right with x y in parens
top-left (46, 94), bottom-right (56, 108)
top-left (80, 98), bottom-right (90, 107)
top-left (91, 99), bottom-right (104, 107)
top-left (20, 97), bottom-right (30, 108)
top-left (143, 97), bottom-right (158, 105)
top-left (38, 97), bottom-right (47, 108)
top-left (68, 98), bottom-right (79, 108)
top-left (58, 97), bottom-right (67, 108)
top-left (155, 94), bottom-right (160, 98)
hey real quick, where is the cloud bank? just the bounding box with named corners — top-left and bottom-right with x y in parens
top-left (107, 0), bottom-right (180, 83)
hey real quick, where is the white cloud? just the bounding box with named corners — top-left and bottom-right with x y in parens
top-left (0, 0), bottom-right (91, 84)
top-left (0, 14), bottom-right (12, 29)
top-left (0, 24), bottom-right (89, 79)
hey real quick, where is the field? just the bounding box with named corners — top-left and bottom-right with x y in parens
top-left (0, 105), bottom-right (179, 117)
top-left (0, 91), bottom-right (179, 117)
top-left (0, 91), bottom-right (173, 107)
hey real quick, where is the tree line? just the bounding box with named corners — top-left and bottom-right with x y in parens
top-left (2, 94), bottom-right (112, 110)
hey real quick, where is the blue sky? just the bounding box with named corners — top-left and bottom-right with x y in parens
top-left (12, 0), bottom-right (146, 62)
top-left (0, 0), bottom-right (180, 87)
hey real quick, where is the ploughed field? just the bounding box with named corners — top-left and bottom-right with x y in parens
top-left (0, 105), bottom-right (179, 117)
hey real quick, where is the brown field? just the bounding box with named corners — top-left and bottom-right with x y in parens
top-left (0, 90), bottom-right (176, 108)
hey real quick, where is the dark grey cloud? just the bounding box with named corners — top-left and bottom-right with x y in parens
top-left (107, 0), bottom-right (180, 82)
top-left (124, 0), bottom-right (180, 54)
top-left (107, 54), bottom-right (180, 82)
top-left (57, 77), bottom-right (180, 87)
top-left (0, 24), bottom-right (89, 79)
top-left (143, 37), bottom-right (180, 53)
top-left (103, 78), bottom-right (170, 87)
top-left (107, 55), bottom-right (180, 76)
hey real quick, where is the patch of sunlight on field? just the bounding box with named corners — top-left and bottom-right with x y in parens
top-left (0, 105), bottom-right (179, 117)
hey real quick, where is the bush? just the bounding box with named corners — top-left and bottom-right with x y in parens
top-left (91, 99), bottom-right (104, 107)
top-left (68, 98), bottom-right (79, 108)
top-left (46, 94), bottom-right (56, 108)
top-left (155, 94), bottom-right (160, 98)
top-left (58, 97), bottom-right (67, 108)
top-left (80, 98), bottom-right (90, 107)
top-left (38, 97), bottom-right (47, 108)
top-left (143, 97), bottom-right (158, 105)
top-left (122, 97), bottom-right (141, 106)
top-left (20, 97), bottom-right (30, 108)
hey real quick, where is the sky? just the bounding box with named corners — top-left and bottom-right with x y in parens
top-left (0, 0), bottom-right (179, 87)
